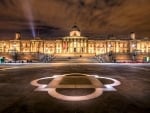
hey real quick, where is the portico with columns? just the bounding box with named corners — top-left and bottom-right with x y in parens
top-left (62, 25), bottom-right (88, 54)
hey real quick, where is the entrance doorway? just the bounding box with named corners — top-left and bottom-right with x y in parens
top-left (74, 48), bottom-right (76, 53)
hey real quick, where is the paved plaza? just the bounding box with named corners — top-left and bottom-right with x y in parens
top-left (0, 63), bottom-right (149, 113)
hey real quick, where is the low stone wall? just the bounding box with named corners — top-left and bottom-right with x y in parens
top-left (0, 52), bottom-right (39, 60)
top-left (1, 52), bottom-right (149, 62)
top-left (0, 53), bottom-right (12, 60)
top-left (55, 53), bottom-right (95, 57)
top-left (115, 53), bottom-right (150, 62)
top-left (115, 54), bottom-right (132, 62)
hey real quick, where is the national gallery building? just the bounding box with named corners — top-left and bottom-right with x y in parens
top-left (0, 25), bottom-right (150, 62)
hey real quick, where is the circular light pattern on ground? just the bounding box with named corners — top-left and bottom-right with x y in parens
top-left (31, 73), bottom-right (121, 101)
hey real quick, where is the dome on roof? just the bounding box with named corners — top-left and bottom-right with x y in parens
top-left (71, 25), bottom-right (80, 31)
top-left (69, 25), bottom-right (81, 37)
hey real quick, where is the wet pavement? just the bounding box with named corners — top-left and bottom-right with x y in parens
top-left (0, 63), bottom-right (149, 113)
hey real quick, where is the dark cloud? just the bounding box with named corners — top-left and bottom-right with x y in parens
top-left (0, 0), bottom-right (150, 39)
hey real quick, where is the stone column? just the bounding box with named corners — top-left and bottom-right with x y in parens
top-left (68, 39), bottom-right (70, 53)
top-left (80, 38), bottom-right (82, 53)
top-left (84, 39), bottom-right (85, 53)
top-left (116, 41), bottom-right (119, 53)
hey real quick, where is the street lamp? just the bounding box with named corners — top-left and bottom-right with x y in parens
top-left (108, 44), bottom-right (114, 62)
top-left (12, 44), bottom-right (18, 62)
top-left (131, 44), bottom-right (136, 62)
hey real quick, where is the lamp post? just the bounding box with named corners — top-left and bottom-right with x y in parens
top-left (12, 44), bottom-right (18, 62)
top-left (132, 44), bottom-right (136, 62)
top-left (37, 42), bottom-right (40, 54)
top-left (108, 44), bottom-right (113, 62)
top-left (37, 42), bottom-right (41, 61)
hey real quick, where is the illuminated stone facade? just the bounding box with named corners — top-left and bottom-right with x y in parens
top-left (0, 25), bottom-right (150, 61)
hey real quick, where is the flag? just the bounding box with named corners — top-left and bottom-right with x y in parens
top-left (63, 41), bottom-right (67, 49)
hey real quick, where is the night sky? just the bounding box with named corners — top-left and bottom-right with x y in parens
top-left (0, 0), bottom-right (150, 39)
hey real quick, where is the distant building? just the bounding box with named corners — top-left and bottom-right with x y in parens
top-left (0, 25), bottom-right (150, 62)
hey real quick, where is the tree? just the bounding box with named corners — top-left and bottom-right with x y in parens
top-left (12, 52), bottom-right (19, 62)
